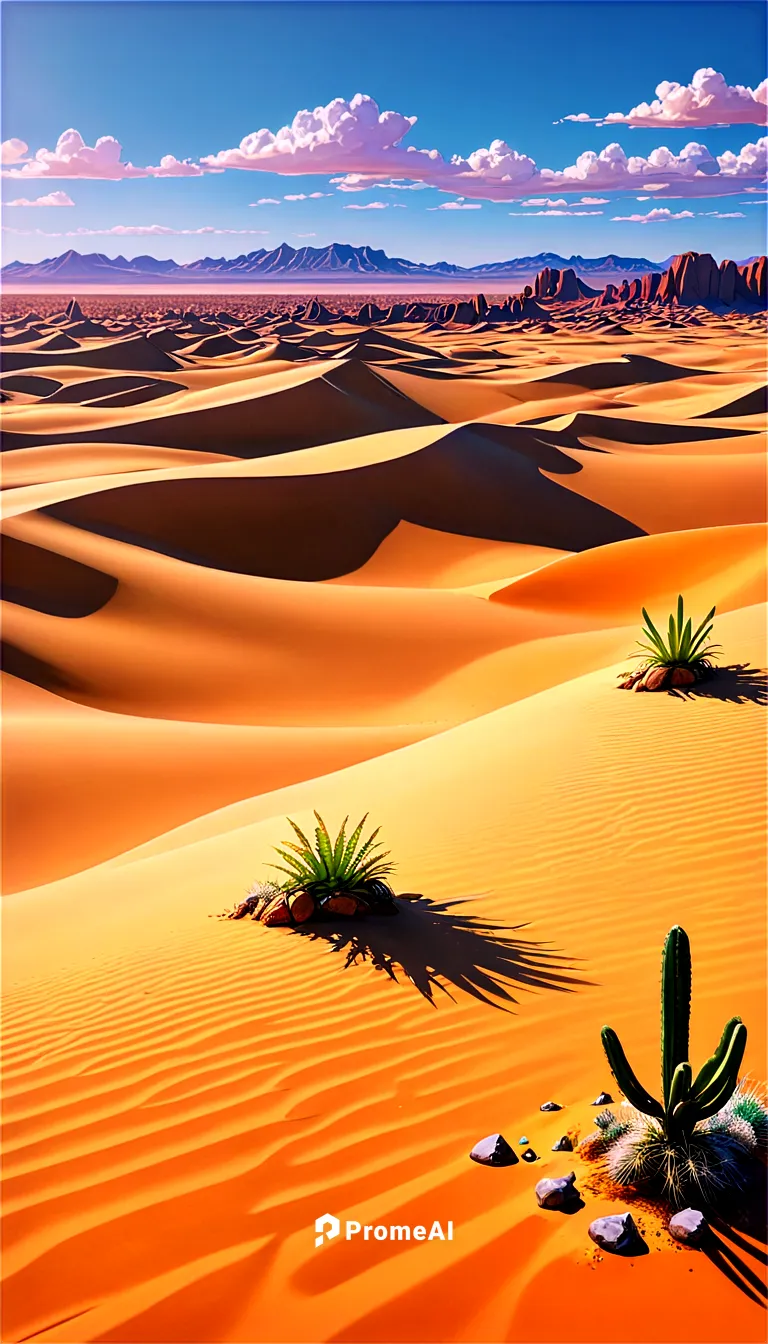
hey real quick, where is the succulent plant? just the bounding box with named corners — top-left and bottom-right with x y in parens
top-left (269, 811), bottom-right (396, 912)
top-left (631, 594), bottom-right (720, 676)
top-left (601, 926), bottom-right (746, 1145)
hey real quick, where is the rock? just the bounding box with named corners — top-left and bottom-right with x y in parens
top-left (540, 1101), bottom-right (563, 1112)
top-left (552, 1135), bottom-right (573, 1152)
top-left (669, 667), bottom-right (696, 688)
top-left (643, 665), bottom-right (671, 691)
top-left (589, 1212), bottom-right (647, 1256)
top-left (324, 894), bottom-right (360, 917)
top-left (535, 1172), bottom-right (579, 1210)
top-left (261, 895), bottom-right (291, 926)
top-left (470, 1133), bottom-right (519, 1167)
top-left (518, 1136), bottom-right (529, 1145)
top-left (669, 1208), bottom-right (708, 1246)
top-left (592, 1092), bottom-right (613, 1106)
top-left (288, 891), bottom-right (315, 924)
top-left (521, 1148), bottom-right (538, 1163)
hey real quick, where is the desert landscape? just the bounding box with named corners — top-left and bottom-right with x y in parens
top-left (1, 242), bottom-right (766, 1343)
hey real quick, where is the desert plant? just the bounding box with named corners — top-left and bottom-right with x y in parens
top-left (601, 927), bottom-right (747, 1145)
top-left (269, 811), bottom-right (396, 913)
top-left (606, 1111), bottom-right (755, 1204)
top-left (634, 594), bottom-right (720, 675)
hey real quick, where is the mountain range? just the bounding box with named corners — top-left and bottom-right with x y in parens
top-left (1, 243), bottom-right (675, 286)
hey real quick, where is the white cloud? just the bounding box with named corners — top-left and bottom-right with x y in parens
top-left (559, 68), bottom-right (768, 129)
top-left (521, 195), bottom-right (609, 207)
top-left (295, 232), bottom-right (316, 237)
top-left (201, 94), bottom-right (418, 176)
top-left (343, 200), bottom-right (388, 209)
top-left (558, 113), bottom-right (591, 123)
top-left (702, 210), bottom-right (746, 218)
top-left (250, 198), bottom-right (280, 205)
top-left (508, 209), bottom-right (603, 216)
top-left (1, 138), bottom-right (29, 164)
top-left (3, 224), bottom-right (270, 237)
top-left (611, 207), bottom-right (696, 223)
top-left (4, 189), bottom-right (74, 206)
top-left (428, 199), bottom-right (482, 210)
top-left (1, 129), bottom-right (211, 179)
top-left (283, 191), bottom-right (330, 200)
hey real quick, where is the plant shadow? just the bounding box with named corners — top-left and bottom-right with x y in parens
top-left (670, 664), bottom-right (768, 706)
top-left (703, 1205), bottom-right (768, 1308)
top-left (290, 893), bottom-right (593, 1010)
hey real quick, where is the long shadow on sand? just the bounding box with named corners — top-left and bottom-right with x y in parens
top-left (290, 894), bottom-right (592, 1009)
top-left (669, 664), bottom-right (768, 706)
top-left (704, 1208), bottom-right (768, 1309)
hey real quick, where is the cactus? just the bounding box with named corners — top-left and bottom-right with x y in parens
top-left (601, 927), bottom-right (747, 1144)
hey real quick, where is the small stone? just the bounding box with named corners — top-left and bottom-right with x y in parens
top-left (469, 1133), bottom-right (519, 1167)
top-left (669, 1209), bottom-right (708, 1246)
top-left (518, 1136), bottom-right (529, 1145)
top-left (540, 1101), bottom-right (563, 1112)
top-left (592, 1092), bottom-right (613, 1106)
top-left (536, 1172), bottom-right (579, 1210)
top-left (669, 667), bottom-right (696, 688)
top-left (552, 1135), bottom-right (573, 1152)
top-left (588, 1213), bottom-right (647, 1256)
top-left (643, 665), bottom-right (670, 691)
top-left (521, 1148), bottom-right (538, 1163)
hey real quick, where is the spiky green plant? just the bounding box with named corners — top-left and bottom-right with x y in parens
top-left (269, 811), bottom-right (395, 908)
top-left (606, 1112), bottom-right (755, 1205)
top-left (601, 927), bottom-right (747, 1145)
top-left (632, 594), bottom-right (720, 674)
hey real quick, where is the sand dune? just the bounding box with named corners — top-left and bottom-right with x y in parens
top-left (1, 300), bottom-right (766, 1344)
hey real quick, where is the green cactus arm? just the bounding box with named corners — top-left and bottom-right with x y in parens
top-left (692, 1022), bottom-right (748, 1120)
top-left (666, 1062), bottom-right (693, 1141)
top-left (601, 1026), bottom-right (664, 1119)
top-left (662, 926), bottom-right (691, 1107)
top-left (690, 1016), bottom-right (743, 1097)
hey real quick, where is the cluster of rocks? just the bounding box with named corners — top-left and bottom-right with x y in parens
top-left (470, 1089), bottom-right (710, 1258)
top-left (223, 879), bottom-right (399, 926)
top-left (618, 665), bottom-right (701, 692)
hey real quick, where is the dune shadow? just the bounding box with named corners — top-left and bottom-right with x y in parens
top-left (289, 894), bottom-right (592, 1010)
top-left (670, 664), bottom-right (768, 706)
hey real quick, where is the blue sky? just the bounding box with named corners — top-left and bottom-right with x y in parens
top-left (2, 1), bottom-right (766, 264)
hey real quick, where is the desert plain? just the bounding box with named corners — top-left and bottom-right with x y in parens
top-left (1, 271), bottom-right (766, 1343)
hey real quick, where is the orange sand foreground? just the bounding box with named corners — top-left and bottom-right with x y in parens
top-left (1, 304), bottom-right (767, 1343)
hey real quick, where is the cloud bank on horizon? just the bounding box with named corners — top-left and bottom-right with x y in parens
top-left (559, 68), bottom-right (768, 129)
top-left (2, 81), bottom-right (766, 206)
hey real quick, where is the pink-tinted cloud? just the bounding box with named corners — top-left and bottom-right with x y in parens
top-left (428, 199), bottom-right (482, 210)
top-left (1, 129), bottom-right (210, 179)
top-left (559, 69), bottom-right (768, 129)
top-left (343, 201), bottom-right (388, 209)
top-left (1, 138), bottom-right (29, 164)
top-left (508, 208), bottom-right (603, 216)
top-left (283, 191), bottom-right (330, 200)
top-left (4, 189), bottom-right (74, 206)
top-left (201, 94), bottom-right (419, 175)
top-left (610, 207), bottom-right (695, 223)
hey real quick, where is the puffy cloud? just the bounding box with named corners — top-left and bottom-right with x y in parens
top-left (560, 69), bottom-right (768, 129)
top-left (2, 138), bottom-right (29, 163)
top-left (283, 191), bottom-right (330, 200)
top-left (250, 198), bottom-right (280, 205)
top-left (521, 195), bottom-right (609, 207)
top-left (508, 208), bottom-right (603, 216)
top-left (1, 129), bottom-right (210, 179)
top-left (343, 201), bottom-right (388, 209)
top-left (201, 94), bottom-right (418, 175)
top-left (4, 189), bottom-right (74, 206)
top-left (428, 199), bottom-right (482, 210)
top-left (559, 113), bottom-right (591, 123)
top-left (611, 207), bottom-right (696, 223)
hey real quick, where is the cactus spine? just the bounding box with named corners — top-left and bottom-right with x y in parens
top-left (601, 926), bottom-right (747, 1142)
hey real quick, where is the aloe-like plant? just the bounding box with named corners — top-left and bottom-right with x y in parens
top-left (635, 594), bottom-right (720, 674)
top-left (601, 927), bottom-right (746, 1145)
top-left (269, 811), bottom-right (396, 910)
